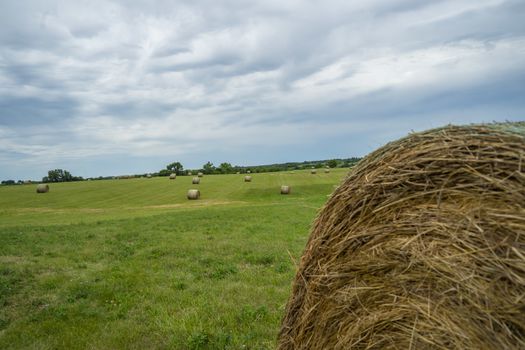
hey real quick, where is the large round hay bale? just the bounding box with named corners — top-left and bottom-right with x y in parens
top-left (36, 184), bottom-right (49, 193)
top-left (244, 176), bottom-right (252, 182)
top-left (278, 123), bottom-right (525, 350)
top-left (247, 170), bottom-right (251, 174)
top-left (187, 189), bottom-right (200, 200)
top-left (280, 185), bottom-right (291, 195)
top-left (197, 172), bottom-right (204, 177)
top-left (310, 169), bottom-right (317, 174)
top-left (192, 177), bottom-right (200, 184)
top-left (324, 169), bottom-right (330, 173)
top-left (169, 173), bottom-right (176, 180)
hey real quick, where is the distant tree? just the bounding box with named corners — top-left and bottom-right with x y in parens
top-left (219, 162), bottom-right (233, 174)
top-left (166, 161), bottom-right (184, 175)
top-left (44, 169), bottom-right (78, 183)
top-left (327, 159), bottom-right (338, 168)
top-left (1, 180), bottom-right (15, 185)
top-left (158, 169), bottom-right (171, 177)
top-left (203, 161), bottom-right (215, 174)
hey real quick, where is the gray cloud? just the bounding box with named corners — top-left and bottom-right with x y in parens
top-left (0, 0), bottom-right (524, 180)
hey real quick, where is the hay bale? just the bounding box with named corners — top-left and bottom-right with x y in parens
top-left (280, 185), bottom-right (291, 195)
top-left (197, 172), bottom-right (204, 177)
top-left (192, 177), bottom-right (200, 184)
top-left (244, 176), bottom-right (252, 182)
top-left (278, 123), bottom-right (525, 350)
top-left (247, 170), bottom-right (251, 174)
top-left (310, 170), bottom-right (316, 174)
top-left (324, 169), bottom-right (330, 173)
top-left (169, 173), bottom-right (176, 180)
top-left (36, 184), bottom-right (49, 193)
top-left (188, 171), bottom-right (192, 176)
top-left (146, 174), bottom-right (152, 178)
top-left (187, 189), bottom-right (200, 200)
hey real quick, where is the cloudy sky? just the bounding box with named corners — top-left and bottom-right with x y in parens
top-left (1, 0), bottom-right (524, 180)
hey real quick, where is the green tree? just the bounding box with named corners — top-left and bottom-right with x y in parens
top-left (202, 161), bottom-right (215, 174)
top-left (45, 169), bottom-right (74, 183)
top-left (218, 162), bottom-right (233, 174)
top-left (327, 159), bottom-right (338, 168)
top-left (166, 162), bottom-right (184, 175)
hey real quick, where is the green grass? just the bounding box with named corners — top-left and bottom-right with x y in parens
top-left (0, 169), bottom-right (347, 349)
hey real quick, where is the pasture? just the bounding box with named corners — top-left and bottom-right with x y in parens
top-left (0, 169), bottom-right (347, 349)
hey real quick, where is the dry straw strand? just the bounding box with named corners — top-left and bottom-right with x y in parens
top-left (278, 122), bottom-right (525, 350)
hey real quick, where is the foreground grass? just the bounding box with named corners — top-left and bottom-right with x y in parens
top-left (0, 169), bottom-right (347, 349)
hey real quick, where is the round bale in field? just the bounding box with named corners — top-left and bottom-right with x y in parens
top-left (324, 169), bottom-right (330, 173)
top-left (169, 173), bottom-right (176, 180)
top-left (197, 172), bottom-right (204, 177)
top-left (247, 170), bottom-right (251, 174)
top-left (310, 169), bottom-right (317, 174)
top-left (278, 122), bottom-right (525, 350)
top-left (192, 177), bottom-right (200, 184)
top-left (244, 176), bottom-right (252, 182)
top-left (280, 185), bottom-right (291, 195)
top-left (146, 174), bottom-right (152, 178)
top-left (187, 189), bottom-right (200, 200)
top-left (36, 184), bottom-right (49, 193)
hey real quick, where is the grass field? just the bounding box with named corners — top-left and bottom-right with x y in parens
top-left (0, 169), bottom-right (348, 349)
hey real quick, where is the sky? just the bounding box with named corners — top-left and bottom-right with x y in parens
top-left (1, 0), bottom-right (524, 180)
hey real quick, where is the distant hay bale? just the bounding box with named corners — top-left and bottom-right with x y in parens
top-left (197, 172), bottom-right (204, 177)
top-left (280, 185), bottom-right (291, 195)
top-left (324, 169), bottom-right (330, 173)
top-left (169, 173), bottom-right (176, 180)
top-left (244, 176), bottom-right (252, 182)
top-left (36, 184), bottom-right (49, 193)
top-left (278, 123), bottom-right (525, 350)
top-left (188, 171), bottom-right (192, 176)
top-left (310, 170), bottom-right (317, 174)
top-left (146, 174), bottom-right (152, 178)
top-left (192, 177), bottom-right (200, 184)
top-left (187, 189), bottom-right (200, 200)
top-left (247, 170), bottom-right (251, 174)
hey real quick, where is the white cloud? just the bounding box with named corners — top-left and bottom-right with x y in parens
top-left (0, 0), bottom-right (524, 179)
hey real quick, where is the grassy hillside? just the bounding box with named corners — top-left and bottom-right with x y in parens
top-left (0, 169), bottom-right (348, 349)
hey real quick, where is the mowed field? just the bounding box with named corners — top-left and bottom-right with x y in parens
top-left (0, 169), bottom-right (348, 349)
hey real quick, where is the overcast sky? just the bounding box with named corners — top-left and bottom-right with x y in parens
top-left (1, 0), bottom-right (524, 180)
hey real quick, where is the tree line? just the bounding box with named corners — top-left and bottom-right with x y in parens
top-left (155, 158), bottom-right (361, 176)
